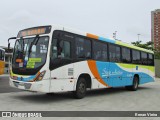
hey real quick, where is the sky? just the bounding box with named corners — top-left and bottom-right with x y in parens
top-left (0, 0), bottom-right (160, 47)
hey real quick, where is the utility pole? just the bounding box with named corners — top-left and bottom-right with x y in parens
top-left (137, 34), bottom-right (141, 41)
top-left (113, 31), bottom-right (117, 40)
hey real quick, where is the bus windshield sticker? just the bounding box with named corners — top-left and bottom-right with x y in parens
top-left (16, 59), bottom-right (23, 63)
top-left (26, 64), bottom-right (35, 68)
top-left (19, 62), bottom-right (23, 67)
top-left (29, 58), bottom-right (42, 62)
top-left (27, 62), bottom-right (35, 66)
top-left (26, 61), bottom-right (35, 68)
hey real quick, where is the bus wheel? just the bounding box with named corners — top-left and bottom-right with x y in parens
top-left (125, 76), bottom-right (139, 91)
top-left (73, 77), bottom-right (87, 99)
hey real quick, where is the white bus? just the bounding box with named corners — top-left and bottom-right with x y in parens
top-left (9, 25), bottom-right (155, 98)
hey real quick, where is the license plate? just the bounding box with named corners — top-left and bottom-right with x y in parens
top-left (18, 85), bottom-right (25, 89)
top-left (19, 82), bottom-right (24, 86)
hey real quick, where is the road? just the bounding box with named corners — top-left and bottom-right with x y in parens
top-left (0, 76), bottom-right (160, 119)
top-left (0, 75), bottom-right (22, 93)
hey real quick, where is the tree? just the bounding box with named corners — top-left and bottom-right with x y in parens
top-left (131, 41), bottom-right (160, 59)
top-left (131, 41), bottom-right (153, 50)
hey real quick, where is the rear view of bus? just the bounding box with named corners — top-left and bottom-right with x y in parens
top-left (9, 26), bottom-right (52, 92)
top-left (0, 48), bottom-right (5, 75)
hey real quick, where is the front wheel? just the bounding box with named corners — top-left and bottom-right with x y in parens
top-left (125, 76), bottom-right (139, 91)
top-left (73, 77), bottom-right (87, 99)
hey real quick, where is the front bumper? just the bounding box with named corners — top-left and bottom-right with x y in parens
top-left (9, 78), bottom-right (50, 93)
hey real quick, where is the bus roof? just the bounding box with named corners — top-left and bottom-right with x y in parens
top-left (0, 47), bottom-right (5, 51)
top-left (86, 33), bottom-right (154, 54)
top-left (54, 25), bottom-right (154, 54)
top-left (18, 25), bottom-right (154, 54)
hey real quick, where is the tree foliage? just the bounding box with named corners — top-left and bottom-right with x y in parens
top-left (131, 41), bottom-right (153, 50)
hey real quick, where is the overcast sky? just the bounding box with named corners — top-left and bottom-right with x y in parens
top-left (0, 0), bottom-right (160, 47)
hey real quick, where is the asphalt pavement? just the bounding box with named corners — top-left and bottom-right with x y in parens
top-left (0, 76), bottom-right (160, 119)
top-left (0, 75), bottom-right (22, 93)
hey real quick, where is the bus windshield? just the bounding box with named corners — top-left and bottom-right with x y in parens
top-left (12, 36), bottom-right (49, 71)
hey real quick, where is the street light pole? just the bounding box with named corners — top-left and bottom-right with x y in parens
top-left (113, 31), bottom-right (117, 40)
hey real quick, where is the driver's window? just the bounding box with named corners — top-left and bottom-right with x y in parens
top-left (62, 41), bottom-right (71, 58)
top-left (52, 38), bottom-right (58, 59)
top-left (51, 38), bottom-right (71, 59)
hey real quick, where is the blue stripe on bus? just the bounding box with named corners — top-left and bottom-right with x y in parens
top-left (17, 75), bottom-right (36, 82)
top-left (96, 62), bottom-right (154, 87)
top-left (98, 37), bottom-right (116, 44)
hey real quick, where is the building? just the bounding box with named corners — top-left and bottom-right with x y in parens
top-left (151, 9), bottom-right (160, 50)
top-left (0, 46), bottom-right (13, 73)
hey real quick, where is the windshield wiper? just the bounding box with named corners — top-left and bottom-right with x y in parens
top-left (28, 35), bottom-right (40, 58)
top-left (15, 37), bottom-right (24, 60)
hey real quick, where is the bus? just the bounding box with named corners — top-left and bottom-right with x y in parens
top-left (0, 47), bottom-right (5, 75)
top-left (8, 25), bottom-right (155, 99)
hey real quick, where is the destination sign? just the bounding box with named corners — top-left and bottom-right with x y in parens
top-left (17, 26), bottom-right (51, 38)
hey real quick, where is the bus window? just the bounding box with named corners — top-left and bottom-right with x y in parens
top-left (132, 50), bottom-right (141, 64)
top-left (148, 54), bottom-right (154, 66)
top-left (0, 50), bottom-right (4, 61)
top-left (0, 50), bottom-right (1, 60)
top-left (51, 38), bottom-right (58, 59)
top-left (122, 47), bottom-right (131, 63)
top-left (109, 44), bottom-right (121, 62)
top-left (93, 41), bottom-right (108, 61)
top-left (75, 37), bottom-right (91, 59)
top-left (141, 52), bottom-right (148, 65)
top-left (2, 51), bottom-right (4, 61)
top-left (62, 41), bottom-right (71, 58)
top-left (51, 39), bottom-right (71, 59)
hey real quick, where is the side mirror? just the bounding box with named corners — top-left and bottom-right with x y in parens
top-left (8, 43), bottom-right (10, 50)
top-left (8, 37), bottom-right (16, 50)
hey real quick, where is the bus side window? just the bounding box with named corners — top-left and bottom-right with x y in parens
top-left (0, 50), bottom-right (4, 61)
top-left (0, 50), bottom-right (1, 60)
top-left (51, 38), bottom-right (58, 59)
top-left (61, 41), bottom-right (71, 58)
top-left (141, 52), bottom-right (148, 65)
top-left (109, 44), bottom-right (121, 62)
top-left (132, 50), bottom-right (141, 64)
top-left (122, 47), bottom-right (131, 63)
top-left (51, 38), bottom-right (71, 59)
top-left (93, 41), bottom-right (108, 61)
top-left (2, 51), bottom-right (5, 61)
top-left (75, 37), bottom-right (91, 59)
top-left (148, 54), bottom-right (154, 66)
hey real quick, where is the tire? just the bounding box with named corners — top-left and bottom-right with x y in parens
top-left (73, 77), bottom-right (87, 99)
top-left (125, 76), bottom-right (139, 91)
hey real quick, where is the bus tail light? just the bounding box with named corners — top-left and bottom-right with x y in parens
top-left (36, 70), bottom-right (46, 81)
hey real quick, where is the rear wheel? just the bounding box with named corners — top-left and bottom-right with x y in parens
top-left (125, 76), bottom-right (139, 91)
top-left (73, 77), bottom-right (87, 99)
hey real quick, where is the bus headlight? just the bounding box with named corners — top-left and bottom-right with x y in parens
top-left (36, 70), bottom-right (46, 81)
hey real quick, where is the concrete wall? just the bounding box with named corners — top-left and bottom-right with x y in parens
top-left (155, 59), bottom-right (160, 78)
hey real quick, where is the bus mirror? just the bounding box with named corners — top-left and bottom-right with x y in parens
top-left (8, 37), bottom-right (16, 50)
top-left (8, 43), bottom-right (10, 50)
